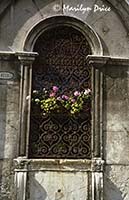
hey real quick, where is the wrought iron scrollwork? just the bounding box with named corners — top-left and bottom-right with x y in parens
top-left (29, 26), bottom-right (92, 159)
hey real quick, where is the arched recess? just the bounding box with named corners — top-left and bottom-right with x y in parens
top-left (18, 15), bottom-right (104, 159)
top-left (22, 16), bottom-right (103, 159)
top-left (24, 15), bottom-right (103, 55)
top-left (29, 25), bottom-right (92, 159)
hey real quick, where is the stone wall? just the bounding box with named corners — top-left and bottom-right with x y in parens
top-left (0, 54), bottom-right (20, 199)
top-left (89, 57), bottom-right (129, 200)
top-left (104, 64), bottom-right (129, 200)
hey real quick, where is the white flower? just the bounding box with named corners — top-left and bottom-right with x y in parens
top-left (43, 88), bottom-right (48, 93)
top-left (74, 91), bottom-right (81, 96)
top-left (84, 89), bottom-right (91, 95)
top-left (26, 95), bottom-right (30, 100)
top-left (35, 98), bottom-right (40, 102)
top-left (33, 90), bottom-right (38, 94)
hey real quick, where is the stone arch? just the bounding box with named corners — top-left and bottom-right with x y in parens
top-left (24, 15), bottom-right (103, 56)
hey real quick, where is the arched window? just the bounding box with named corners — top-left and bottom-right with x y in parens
top-left (15, 17), bottom-right (104, 200)
top-left (29, 26), bottom-right (92, 159)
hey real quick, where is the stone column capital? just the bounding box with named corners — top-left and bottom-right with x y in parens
top-left (86, 55), bottom-right (129, 68)
top-left (16, 51), bottom-right (38, 65)
top-left (92, 158), bottom-right (105, 172)
top-left (14, 157), bottom-right (31, 170)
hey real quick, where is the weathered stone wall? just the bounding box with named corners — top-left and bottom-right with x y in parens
top-left (0, 54), bottom-right (20, 199)
top-left (103, 64), bottom-right (129, 200)
top-left (0, 0), bottom-right (129, 200)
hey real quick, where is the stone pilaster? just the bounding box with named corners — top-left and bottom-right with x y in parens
top-left (17, 52), bottom-right (38, 157)
top-left (91, 158), bottom-right (105, 200)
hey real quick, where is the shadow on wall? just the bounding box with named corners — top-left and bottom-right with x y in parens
top-left (104, 166), bottom-right (123, 200)
top-left (28, 175), bottom-right (47, 200)
top-left (27, 171), bottom-right (124, 200)
top-left (104, 177), bottom-right (123, 200)
top-left (28, 175), bottom-right (66, 200)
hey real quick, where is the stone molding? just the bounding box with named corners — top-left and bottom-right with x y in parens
top-left (16, 52), bottom-right (38, 65)
top-left (0, 51), bottom-right (38, 62)
top-left (14, 157), bottom-right (30, 170)
top-left (92, 158), bottom-right (105, 172)
top-left (13, 157), bottom-right (105, 173)
top-left (24, 15), bottom-right (103, 55)
top-left (86, 55), bottom-right (129, 68)
top-left (13, 158), bottom-right (92, 172)
top-left (16, 52), bottom-right (37, 157)
top-left (0, 51), bottom-right (16, 61)
top-left (13, 157), bottom-right (105, 200)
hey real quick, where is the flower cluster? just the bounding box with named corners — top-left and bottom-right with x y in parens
top-left (32, 86), bottom-right (91, 115)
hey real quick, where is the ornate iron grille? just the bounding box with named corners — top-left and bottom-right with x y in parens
top-left (29, 26), bottom-right (92, 159)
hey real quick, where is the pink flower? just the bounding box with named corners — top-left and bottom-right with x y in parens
top-left (62, 95), bottom-right (69, 100)
top-left (71, 99), bottom-right (76, 103)
top-left (52, 86), bottom-right (59, 93)
top-left (50, 92), bottom-right (56, 97)
top-left (74, 91), bottom-right (81, 96)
